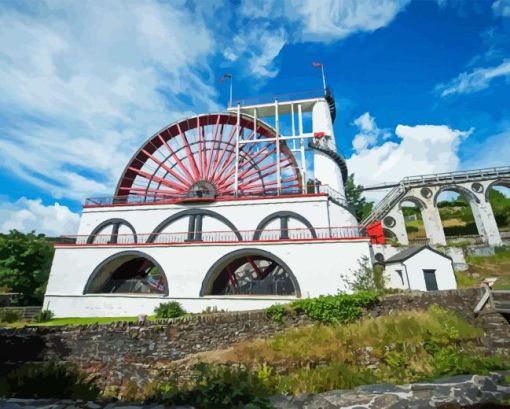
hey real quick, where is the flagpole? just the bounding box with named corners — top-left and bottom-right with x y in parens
top-left (229, 75), bottom-right (233, 108)
top-left (320, 65), bottom-right (326, 95)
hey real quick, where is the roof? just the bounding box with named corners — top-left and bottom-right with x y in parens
top-left (385, 245), bottom-right (452, 264)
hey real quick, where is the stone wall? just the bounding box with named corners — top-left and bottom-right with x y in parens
top-left (1, 288), bottom-right (509, 393)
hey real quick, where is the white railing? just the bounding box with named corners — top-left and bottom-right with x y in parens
top-left (58, 225), bottom-right (369, 246)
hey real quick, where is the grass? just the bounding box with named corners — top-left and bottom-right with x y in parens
top-left (2, 315), bottom-right (159, 328)
top-left (166, 305), bottom-right (508, 396)
top-left (465, 248), bottom-right (510, 290)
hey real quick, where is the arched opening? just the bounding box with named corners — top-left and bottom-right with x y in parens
top-left (201, 249), bottom-right (300, 297)
top-left (399, 197), bottom-right (427, 244)
top-left (84, 251), bottom-right (168, 295)
top-left (434, 187), bottom-right (482, 244)
top-left (87, 219), bottom-right (137, 244)
top-left (486, 181), bottom-right (510, 241)
top-left (148, 209), bottom-right (242, 243)
top-left (253, 211), bottom-right (316, 240)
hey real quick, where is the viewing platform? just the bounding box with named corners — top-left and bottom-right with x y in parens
top-left (57, 225), bottom-right (369, 247)
top-left (83, 185), bottom-right (348, 209)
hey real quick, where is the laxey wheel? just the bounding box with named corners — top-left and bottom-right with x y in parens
top-left (116, 113), bottom-right (302, 200)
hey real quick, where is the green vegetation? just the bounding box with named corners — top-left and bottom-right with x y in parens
top-left (29, 316), bottom-right (155, 326)
top-left (150, 306), bottom-right (508, 398)
top-left (344, 174), bottom-right (373, 221)
top-left (289, 291), bottom-right (378, 324)
top-left (465, 247), bottom-right (510, 289)
top-left (341, 255), bottom-right (387, 292)
top-left (0, 309), bottom-right (22, 324)
top-left (149, 364), bottom-right (273, 409)
top-left (266, 304), bottom-right (286, 323)
top-left (0, 230), bottom-right (54, 305)
top-left (32, 309), bottom-right (54, 323)
top-left (0, 362), bottom-right (99, 399)
top-left (154, 301), bottom-right (187, 319)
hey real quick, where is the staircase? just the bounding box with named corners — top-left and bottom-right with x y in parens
top-left (308, 141), bottom-right (348, 185)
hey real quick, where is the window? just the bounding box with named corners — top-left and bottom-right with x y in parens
top-left (423, 269), bottom-right (438, 291)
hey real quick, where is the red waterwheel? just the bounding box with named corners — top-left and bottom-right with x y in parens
top-left (115, 113), bottom-right (302, 200)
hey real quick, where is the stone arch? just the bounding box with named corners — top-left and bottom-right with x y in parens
top-left (398, 196), bottom-right (427, 210)
top-left (433, 184), bottom-right (483, 240)
top-left (84, 250), bottom-right (169, 295)
top-left (253, 211), bottom-right (316, 240)
top-left (147, 209), bottom-right (242, 243)
top-left (485, 179), bottom-right (510, 201)
top-left (200, 248), bottom-right (301, 297)
top-left (87, 218), bottom-right (137, 244)
top-left (433, 185), bottom-right (480, 207)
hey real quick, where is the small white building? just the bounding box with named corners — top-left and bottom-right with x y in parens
top-left (384, 246), bottom-right (457, 291)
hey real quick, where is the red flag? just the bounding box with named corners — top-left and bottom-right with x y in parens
top-left (312, 62), bottom-right (322, 67)
top-left (219, 73), bottom-right (232, 84)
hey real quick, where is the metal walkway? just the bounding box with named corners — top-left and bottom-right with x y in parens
top-left (361, 166), bottom-right (510, 226)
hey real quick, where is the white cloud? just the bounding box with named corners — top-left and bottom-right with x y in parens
top-left (286, 0), bottom-right (411, 42)
top-left (223, 26), bottom-right (287, 79)
top-left (436, 60), bottom-right (510, 96)
top-left (0, 1), bottom-right (219, 201)
top-left (0, 198), bottom-right (80, 236)
top-left (347, 124), bottom-right (472, 195)
top-left (236, 0), bottom-right (410, 78)
top-left (493, 0), bottom-right (510, 17)
top-left (352, 112), bottom-right (383, 152)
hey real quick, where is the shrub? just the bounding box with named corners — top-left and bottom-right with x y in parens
top-left (32, 309), bottom-right (54, 323)
top-left (266, 304), bottom-right (286, 323)
top-left (151, 364), bottom-right (272, 409)
top-left (341, 255), bottom-right (387, 292)
top-left (0, 309), bottom-right (21, 323)
top-left (0, 362), bottom-right (99, 399)
top-left (290, 291), bottom-right (378, 324)
top-left (154, 301), bottom-right (186, 319)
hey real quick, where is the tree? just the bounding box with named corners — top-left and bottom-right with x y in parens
top-left (344, 174), bottom-right (373, 221)
top-left (0, 230), bottom-right (54, 305)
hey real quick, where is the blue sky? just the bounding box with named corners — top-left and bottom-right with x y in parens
top-left (0, 0), bottom-right (509, 235)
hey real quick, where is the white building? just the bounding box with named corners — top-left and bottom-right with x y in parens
top-left (384, 246), bottom-right (457, 291)
top-left (44, 89), bottom-right (378, 317)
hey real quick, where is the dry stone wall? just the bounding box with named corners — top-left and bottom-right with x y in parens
top-left (1, 288), bottom-right (509, 392)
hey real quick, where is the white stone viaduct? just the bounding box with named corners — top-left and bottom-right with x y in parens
top-left (361, 167), bottom-right (510, 246)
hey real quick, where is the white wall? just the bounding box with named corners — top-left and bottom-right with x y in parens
top-left (78, 196), bottom-right (340, 238)
top-left (44, 239), bottom-right (372, 317)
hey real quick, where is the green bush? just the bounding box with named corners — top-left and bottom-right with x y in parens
top-left (0, 309), bottom-right (21, 323)
top-left (290, 291), bottom-right (378, 324)
top-left (431, 345), bottom-right (506, 377)
top-left (266, 304), bottom-right (286, 323)
top-left (151, 364), bottom-right (272, 409)
top-left (154, 301), bottom-right (186, 319)
top-left (32, 309), bottom-right (54, 323)
top-left (0, 362), bottom-right (99, 399)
